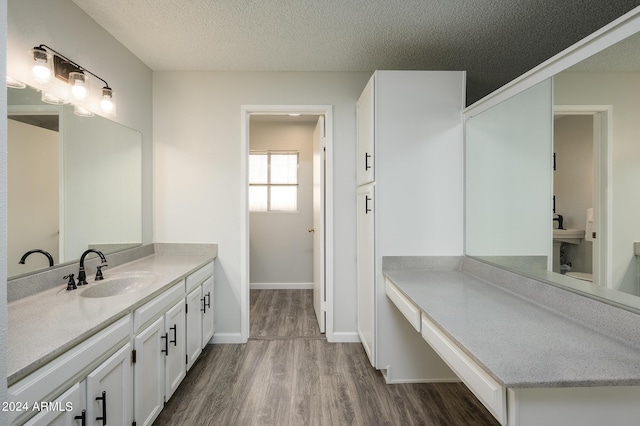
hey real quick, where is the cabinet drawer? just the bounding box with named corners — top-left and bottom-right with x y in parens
top-left (133, 282), bottom-right (184, 333)
top-left (185, 262), bottom-right (214, 293)
top-left (421, 314), bottom-right (506, 425)
top-left (385, 278), bottom-right (421, 332)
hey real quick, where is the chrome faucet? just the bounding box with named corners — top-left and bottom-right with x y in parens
top-left (19, 249), bottom-right (54, 267)
top-left (77, 249), bottom-right (107, 286)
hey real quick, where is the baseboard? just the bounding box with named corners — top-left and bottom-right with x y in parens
top-left (250, 282), bottom-right (313, 290)
top-left (327, 331), bottom-right (361, 343)
top-left (211, 332), bottom-right (244, 344)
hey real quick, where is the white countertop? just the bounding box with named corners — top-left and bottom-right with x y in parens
top-left (384, 269), bottom-right (640, 388)
top-left (8, 253), bottom-right (213, 385)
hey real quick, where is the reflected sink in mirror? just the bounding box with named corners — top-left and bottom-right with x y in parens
top-left (79, 271), bottom-right (160, 298)
top-left (553, 229), bottom-right (586, 245)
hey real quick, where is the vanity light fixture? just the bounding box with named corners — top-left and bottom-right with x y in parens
top-left (41, 91), bottom-right (69, 105)
top-left (69, 71), bottom-right (88, 101)
top-left (74, 105), bottom-right (94, 117)
top-left (30, 46), bottom-right (52, 84)
top-left (30, 44), bottom-right (116, 116)
top-left (6, 76), bottom-right (26, 89)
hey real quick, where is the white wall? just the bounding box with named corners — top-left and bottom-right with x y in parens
top-left (7, 0), bottom-right (153, 245)
top-left (249, 120), bottom-right (314, 285)
top-left (555, 72), bottom-right (640, 295)
top-left (1, 0), bottom-right (9, 420)
top-left (466, 79), bottom-right (553, 258)
top-left (153, 71), bottom-right (371, 337)
top-left (63, 113), bottom-right (141, 259)
top-left (7, 120), bottom-right (59, 276)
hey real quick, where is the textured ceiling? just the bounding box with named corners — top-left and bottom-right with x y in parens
top-left (71, 0), bottom-right (640, 104)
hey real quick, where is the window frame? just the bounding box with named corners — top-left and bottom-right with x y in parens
top-left (249, 150), bottom-right (300, 212)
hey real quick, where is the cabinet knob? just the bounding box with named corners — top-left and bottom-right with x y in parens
top-left (308, 228), bottom-right (315, 233)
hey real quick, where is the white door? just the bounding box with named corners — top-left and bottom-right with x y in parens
top-left (86, 343), bottom-right (133, 426)
top-left (312, 116), bottom-right (326, 333)
top-left (165, 300), bottom-right (186, 401)
top-left (202, 276), bottom-right (215, 345)
top-left (357, 184), bottom-right (375, 366)
top-left (134, 317), bottom-right (164, 426)
top-left (186, 287), bottom-right (203, 370)
top-left (24, 382), bottom-right (84, 426)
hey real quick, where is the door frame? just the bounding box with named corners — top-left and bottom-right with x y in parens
top-left (240, 105), bottom-right (334, 342)
top-left (553, 105), bottom-right (612, 287)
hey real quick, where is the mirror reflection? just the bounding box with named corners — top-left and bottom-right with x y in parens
top-left (7, 82), bottom-right (142, 278)
top-left (465, 30), bottom-right (640, 308)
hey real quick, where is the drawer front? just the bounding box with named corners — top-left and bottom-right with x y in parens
top-left (133, 282), bottom-right (184, 333)
top-left (185, 262), bottom-right (214, 293)
top-left (385, 278), bottom-right (421, 332)
top-left (421, 314), bottom-right (507, 425)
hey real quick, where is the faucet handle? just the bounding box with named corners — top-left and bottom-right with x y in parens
top-left (64, 274), bottom-right (77, 291)
top-left (95, 265), bottom-right (108, 281)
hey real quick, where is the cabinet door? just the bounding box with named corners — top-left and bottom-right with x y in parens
top-left (357, 76), bottom-right (375, 185)
top-left (201, 276), bottom-right (214, 346)
top-left (357, 184), bottom-right (375, 366)
top-left (86, 343), bottom-right (132, 426)
top-left (165, 300), bottom-right (186, 400)
top-left (186, 286), bottom-right (203, 370)
top-left (134, 316), bottom-right (164, 426)
top-left (24, 381), bottom-right (84, 426)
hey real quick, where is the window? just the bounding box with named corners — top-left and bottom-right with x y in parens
top-left (249, 151), bottom-right (299, 212)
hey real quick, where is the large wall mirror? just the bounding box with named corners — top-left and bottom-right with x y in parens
top-left (465, 23), bottom-right (640, 311)
top-left (8, 81), bottom-right (142, 278)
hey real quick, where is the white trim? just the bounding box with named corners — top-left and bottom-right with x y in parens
top-left (250, 282), bottom-right (313, 290)
top-left (211, 333), bottom-right (244, 344)
top-left (240, 105), bottom-right (334, 344)
top-left (327, 331), bottom-right (360, 343)
top-left (464, 7), bottom-right (640, 118)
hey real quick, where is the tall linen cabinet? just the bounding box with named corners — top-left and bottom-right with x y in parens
top-left (356, 71), bottom-right (465, 382)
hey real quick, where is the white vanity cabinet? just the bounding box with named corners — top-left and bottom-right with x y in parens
top-left (185, 262), bottom-right (215, 371)
top-left (8, 316), bottom-right (131, 426)
top-left (133, 283), bottom-right (186, 426)
top-left (355, 70), bottom-right (465, 381)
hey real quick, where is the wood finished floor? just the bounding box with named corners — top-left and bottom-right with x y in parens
top-left (153, 289), bottom-right (499, 426)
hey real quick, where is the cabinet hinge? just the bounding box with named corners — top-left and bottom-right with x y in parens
top-left (186, 354), bottom-right (189, 365)
top-left (132, 422), bottom-right (137, 426)
top-left (131, 350), bottom-right (137, 364)
top-left (185, 303), bottom-right (188, 314)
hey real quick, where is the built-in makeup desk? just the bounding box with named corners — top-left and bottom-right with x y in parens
top-left (383, 257), bottom-right (640, 426)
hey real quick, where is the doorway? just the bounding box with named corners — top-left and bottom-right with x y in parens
top-left (240, 105), bottom-right (333, 342)
top-left (553, 106), bottom-right (612, 287)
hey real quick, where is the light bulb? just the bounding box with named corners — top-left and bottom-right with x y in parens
top-left (69, 72), bottom-right (88, 101)
top-left (100, 87), bottom-right (115, 115)
top-left (30, 47), bottom-right (52, 84)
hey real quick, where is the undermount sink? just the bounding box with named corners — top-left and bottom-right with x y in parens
top-left (79, 271), bottom-right (160, 298)
top-left (553, 228), bottom-right (585, 245)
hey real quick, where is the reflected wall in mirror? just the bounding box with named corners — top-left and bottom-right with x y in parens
top-left (7, 82), bottom-right (142, 278)
top-left (465, 25), bottom-right (640, 311)
top-left (554, 30), bottom-right (640, 297)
